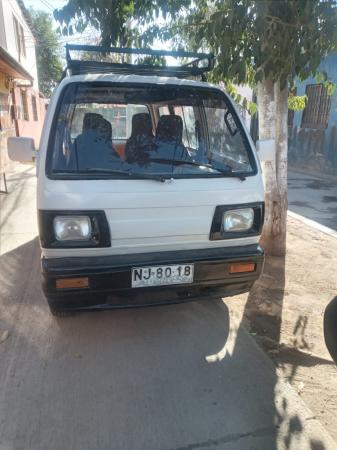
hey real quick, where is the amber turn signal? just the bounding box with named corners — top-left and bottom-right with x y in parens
top-left (56, 277), bottom-right (89, 289)
top-left (229, 263), bottom-right (256, 274)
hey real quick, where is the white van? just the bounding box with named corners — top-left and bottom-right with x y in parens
top-left (8, 46), bottom-right (264, 315)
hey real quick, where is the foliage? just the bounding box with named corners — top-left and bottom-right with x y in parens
top-left (168, 0), bottom-right (337, 90)
top-left (224, 82), bottom-right (257, 115)
top-left (54, 1), bottom-right (337, 111)
top-left (53, 0), bottom-right (189, 47)
top-left (29, 9), bottom-right (63, 97)
top-left (288, 95), bottom-right (307, 111)
top-left (135, 56), bottom-right (167, 66)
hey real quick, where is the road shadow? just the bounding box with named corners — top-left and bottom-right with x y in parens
top-left (0, 238), bottom-right (332, 449)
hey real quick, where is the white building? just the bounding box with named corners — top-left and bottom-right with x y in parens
top-left (0, 0), bottom-right (45, 173)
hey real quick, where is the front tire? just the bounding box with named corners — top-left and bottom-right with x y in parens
top-left (49, 307), bottom-right (78, 317)
top-left (47, 299), bottom-right (79, 317)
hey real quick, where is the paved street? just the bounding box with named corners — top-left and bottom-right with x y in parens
top-left (0, 165), bottom-right (336, 450)
top-left (288, 171), bottom-right (337, 231)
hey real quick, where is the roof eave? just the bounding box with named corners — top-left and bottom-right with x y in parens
top-left (0, 46), bottom-right (34, 81)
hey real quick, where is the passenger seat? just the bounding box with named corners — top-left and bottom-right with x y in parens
top-left (153, 114), bottom-right (188, 160)
top-left (125, 113), bottom-right (154, 165)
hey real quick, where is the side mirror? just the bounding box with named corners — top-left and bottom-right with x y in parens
top-left (256, 139), bottom-right (275, 162)
top-left (7, 137), bottom-right (36, 163)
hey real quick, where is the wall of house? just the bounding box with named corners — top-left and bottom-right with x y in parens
top-left (289, 53), bottom-right (337, 175)
top-left (13, 85), bottom-right (45, 146)
top-left (0, 0), bottom-right (38, 89)
top-left (0, 1), bottom-right (6, 50)
top-left (0, 0), bottom-right (45, 173)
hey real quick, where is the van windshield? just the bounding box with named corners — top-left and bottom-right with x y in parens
top-left (48, 83), bottom-right (256, 179)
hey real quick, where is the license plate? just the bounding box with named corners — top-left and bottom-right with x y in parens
top-left (132, 264), bottom-right (194, 288)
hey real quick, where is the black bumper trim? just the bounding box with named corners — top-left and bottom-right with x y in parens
top-left (43, 244), bottom-right (263, 273)
top-left (42, 244), bottom-right (264, 310)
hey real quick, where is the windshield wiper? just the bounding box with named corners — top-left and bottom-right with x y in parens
top-left (84, 168), bottom-right (168, 182)
top-left (147, 158), bottom-right (246, 181)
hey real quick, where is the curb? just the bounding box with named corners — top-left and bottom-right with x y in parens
top-left (288, 210), bottom-right (337, 239)
top-left (288, 168), bottom-right (337, 183)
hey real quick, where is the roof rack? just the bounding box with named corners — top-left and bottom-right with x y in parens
top-left (64, 44), bottom-right (215, 79)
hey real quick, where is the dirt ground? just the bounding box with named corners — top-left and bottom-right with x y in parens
top-left (227, 215), bottom-right (337, 440)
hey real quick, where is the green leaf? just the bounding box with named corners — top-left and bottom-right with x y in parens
top-left (288, 95), bottom-right (307, 111)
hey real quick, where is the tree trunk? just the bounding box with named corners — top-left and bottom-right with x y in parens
top-left (257, 78), bottom-right (288, 256)
top-left (271, 81), bottom-right (288, 256)
top-left (257, 78), bottom-right (277, 253)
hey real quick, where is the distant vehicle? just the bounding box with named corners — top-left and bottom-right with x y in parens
top-left (324, 296), bottom-right (337, 365)
top-left (8, 45), bottom-right (265, 315)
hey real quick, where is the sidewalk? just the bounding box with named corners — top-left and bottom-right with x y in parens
top-left (0, 163), bottom-right (37, 255)
top-left (227, 213), bottom-right (337, 441)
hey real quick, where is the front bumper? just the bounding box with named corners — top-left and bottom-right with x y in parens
top-left (42, 244), bottom-right (264, 311)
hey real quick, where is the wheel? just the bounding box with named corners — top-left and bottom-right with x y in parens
top-left (47, 296), bottom-right (80, 317)
top-left (49, 307), bottom-right (78, 317)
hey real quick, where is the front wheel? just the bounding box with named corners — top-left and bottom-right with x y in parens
top-left (49, 308), bottom-right (78, 317)
top-left (47, 299), bottom-right (79, 317)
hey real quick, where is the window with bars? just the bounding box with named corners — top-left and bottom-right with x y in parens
top-left (31, 95), bottom-right (38, 121)
top-left (301, 84), bottom-right (331, 129)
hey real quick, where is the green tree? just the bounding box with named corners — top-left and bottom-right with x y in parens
top-left (53, 1), bottom-right (189, 47)
top-left (54, 0), bottom-right (337, 255)
top-left (170, 0), bottom-right (337, 255)
top-left (29, 9), bottom-right (63, 97)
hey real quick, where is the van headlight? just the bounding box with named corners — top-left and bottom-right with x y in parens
top-left (210, 203), bottom-right (264, 240)
top-left (39, 210), bottom-right (111, 248)
top-left (223, 208), bottom-right (254, 232)
top-left (54, 216), bottom-right (92, 241)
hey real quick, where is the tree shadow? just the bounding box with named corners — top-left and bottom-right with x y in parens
top-left (240, 252), bottom-right (334, 449)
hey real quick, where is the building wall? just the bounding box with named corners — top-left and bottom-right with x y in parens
top-left (13, 85), bottom-right (45, 146)
top-left (0, 0), bottom-right (45, 173)
top-left (289, 53), bottom-right (337, 175)
top-left (0, 0), bottom-right (38, 89)
top-left (0, 0), bottom-right (6, 50)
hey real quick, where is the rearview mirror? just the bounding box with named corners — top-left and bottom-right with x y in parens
top-left (7, 137), bottom-right (36, 163)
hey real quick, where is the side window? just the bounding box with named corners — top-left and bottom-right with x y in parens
top-left (174, 106), bottom-right (198, 149)
top-left (158, 106), bottom-right (198, 149)
top-left (159, 106), bottom-right (170, 116)
top-left (206, 107), bottom-right (250, 170)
